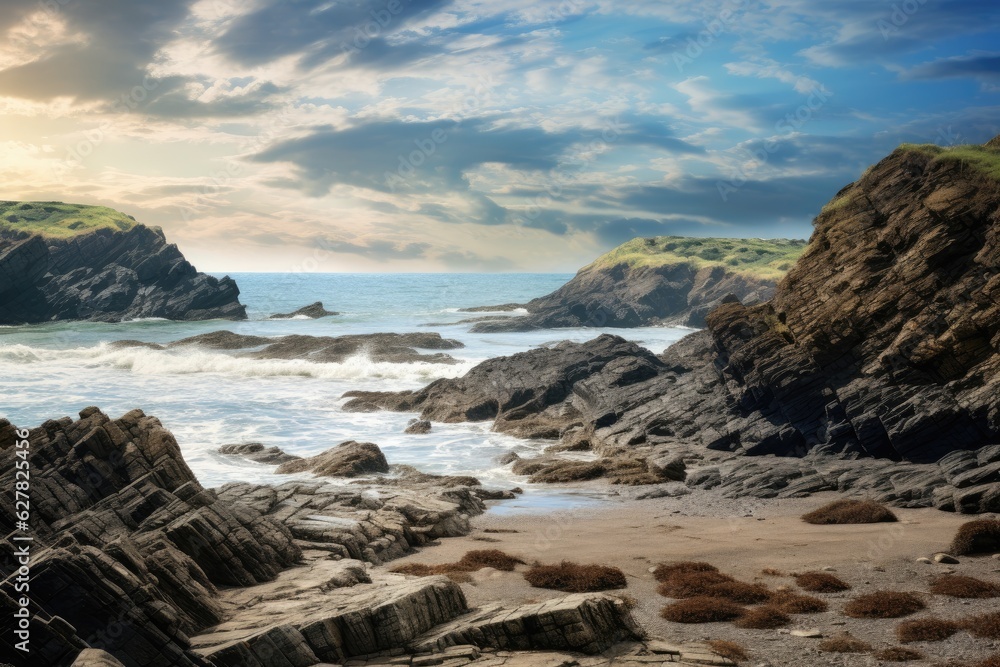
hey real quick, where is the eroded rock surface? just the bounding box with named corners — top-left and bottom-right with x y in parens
top-left (0, 409), bottom-right (504, 666)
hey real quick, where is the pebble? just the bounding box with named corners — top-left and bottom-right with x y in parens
top-left (916, 557), bottom-right (933, 564)
top-left (934, 553), bottom-right (960, 564)
top-left (822, 566), bottom-right (836, 572)
top-left (791, 629), bottom-right (823, 638)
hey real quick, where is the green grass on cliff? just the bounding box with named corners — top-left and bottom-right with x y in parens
top-left (0, 201), bottom-right (138, 238)
top-left (588, 236), bottom-right (807, 280)
top-left (900, 143), bottom-right (1000, 180)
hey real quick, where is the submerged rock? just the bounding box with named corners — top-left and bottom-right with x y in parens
top-left (219, 442), bottom-right (301, 465)
top-left (116, 330), bottom-right (467, 365)
top-left (405, 419), bottom-right (433, 434)
top-left (270, 301), bottom-right (339, 319)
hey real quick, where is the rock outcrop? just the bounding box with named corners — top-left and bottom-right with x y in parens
top-left (468, 237), bottom-right (805, 332)
top-left (1, 409), bottom-right (644, 666)
top-left (343, 138), bottom-right (1000, 508)
top-left (114, 330), bottom-right (466, 365)
top-left (0, 407), bottom-right (300, 666)
top-left (270, 302), bottom-right (339, 319)
top-left (411, 594), bottom-right (644, 655)
top-left (0, 202), bottom-right (246, 324)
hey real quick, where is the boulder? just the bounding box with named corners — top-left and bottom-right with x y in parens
top-left (276, 441), bottom-right (389, 478)
top-left (406, 419), bottom-right (433, 435)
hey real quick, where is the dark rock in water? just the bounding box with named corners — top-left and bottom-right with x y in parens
top-left (276, 440), bottom-right (390, 477)
top-left (467, 239), bottom-right (804, 333)
top-left (405, 419), bottom-right (432, 434)
top-left (109, 339), bottom-right (167, 350)
top-left (170, 330), bottom-right (272, 350)
top-left (250, 332), bottom-right (463, 364)
top-left (117, 330), bottom-right (466, 365)
top-left (0, 213), bottom-right (246, 324)
top-left (270, 301), bottom-right (339, 319)
top-left (219, 442), bottom-right (301, 465)
top-left (472, 488), bottom-right (518, 500)
top-left (497, 451), bottom-right (521, 466)
top-left (458, 303), bottom-right (525, 313)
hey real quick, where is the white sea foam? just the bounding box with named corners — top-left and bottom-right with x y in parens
top-left (0, 342), bottom-right (478, 381)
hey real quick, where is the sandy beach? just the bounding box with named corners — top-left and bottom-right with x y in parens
top-left (383, 491), bottom-right (1000, 666)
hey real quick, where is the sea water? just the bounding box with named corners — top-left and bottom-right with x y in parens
top-left (0, 273), bottom-right (693, 509)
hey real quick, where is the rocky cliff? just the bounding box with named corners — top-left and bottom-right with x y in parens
top-left (469, 237), bottom-right (805, 331)
top-left (0, 202), bottom-right (246, 323)
top-left (344, 138), bottom-right (1000, 508)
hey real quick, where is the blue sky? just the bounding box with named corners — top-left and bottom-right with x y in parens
top-left (0, 0), bottom-right (997, 271)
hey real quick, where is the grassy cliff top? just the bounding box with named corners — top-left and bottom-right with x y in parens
top-left (899, 142), bottom-right (1000, 180)
top-left (588, 236), bottom-right (807, 280)
top-left (0, 201), bottom-right (138, 238)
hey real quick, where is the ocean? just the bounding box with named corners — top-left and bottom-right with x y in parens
top-left (0, 273), bottom-right (692, 510)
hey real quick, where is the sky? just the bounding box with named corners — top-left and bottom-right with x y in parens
top-left (0, 0), bottom-right (998, 272)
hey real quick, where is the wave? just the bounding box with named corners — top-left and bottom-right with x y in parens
top-left (0, 342), bottom-right (477, 381)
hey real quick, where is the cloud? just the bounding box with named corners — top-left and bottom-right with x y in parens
top-left (724, 59), bottom-right (827, 95)
top-left (214, 0), bottom-right (455, 69)
top-left (251, 115), bottom-right (698, 197)
top-left (436, 249), bottom-right (514, 271)
top-left (904, 52), bottom-right (1000, 85)
top-left (0, 0), bottom-right (194, 101)
top-left (621, 173), bottom-right (851, 225)
top-left (311, 236), bottom-right (432, 261)
top-left (799, 0), bottom-right (1000, 67)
